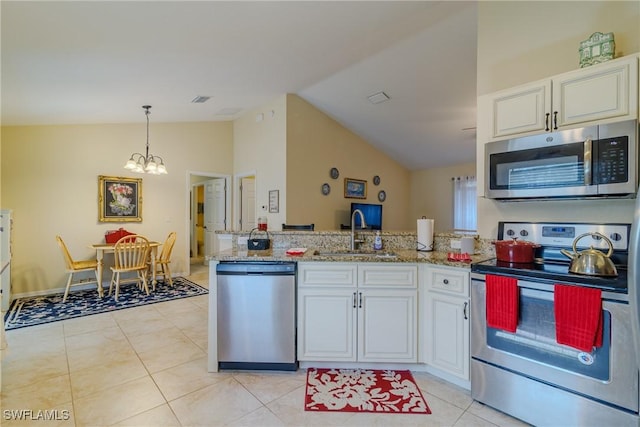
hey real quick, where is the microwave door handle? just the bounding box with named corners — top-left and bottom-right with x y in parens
top-left (584, 138), bottom-right (592, 186)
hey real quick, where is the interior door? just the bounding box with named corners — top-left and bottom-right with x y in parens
top-left (240, 176), bottom-right (256, 231)
top-left (204, 178), bottom-right (226, 258)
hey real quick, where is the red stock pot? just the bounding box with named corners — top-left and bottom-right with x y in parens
top-left (493, 238), bottom-right (540, 263)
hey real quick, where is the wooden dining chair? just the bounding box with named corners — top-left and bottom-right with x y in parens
top-left (56, 235), bottom-right (101, 302)
top-left (108, 235), bottom-right (150, 301)
top-left (149, 231), bottom-right (176, 290)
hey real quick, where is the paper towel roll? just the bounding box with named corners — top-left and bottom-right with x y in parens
top-left (417, 218), bottom-right (434, 252)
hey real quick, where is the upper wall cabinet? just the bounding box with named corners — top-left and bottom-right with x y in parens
top-left (486, 54), bottom-right (638, 141)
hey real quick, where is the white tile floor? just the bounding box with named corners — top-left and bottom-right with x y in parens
top-left (0, 262), bottom-right (528, 426)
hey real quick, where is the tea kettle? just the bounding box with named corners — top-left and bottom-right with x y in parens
top-left (560, 232), bottom-right (618, 277)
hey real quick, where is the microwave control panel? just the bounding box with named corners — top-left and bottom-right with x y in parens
top-left (596, 136), bottom-right (628, 184)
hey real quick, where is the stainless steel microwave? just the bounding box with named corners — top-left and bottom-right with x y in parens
top-left (485, 120), bottom-right (638, 200)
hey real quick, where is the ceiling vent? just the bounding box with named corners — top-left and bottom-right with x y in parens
top-left (367, 91), bottom-right (390, 104)
top-left (191, 96), bottom-right (211, 104)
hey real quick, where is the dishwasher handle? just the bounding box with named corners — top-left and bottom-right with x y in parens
top-left (216, 262), bottom-right (296, 275)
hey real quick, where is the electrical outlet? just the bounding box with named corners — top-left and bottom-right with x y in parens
top-left (238, 237), bottom-right (248, 245)
top-left (450, 239), bottom-right (461, 249)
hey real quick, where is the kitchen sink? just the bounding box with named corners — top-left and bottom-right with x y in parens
top-left (313, 250), bottom-right (397, 259)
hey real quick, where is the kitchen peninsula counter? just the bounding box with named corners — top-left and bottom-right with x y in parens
top-left (212, 248), bottom-right (491, 268)
top-left (212, 229), bottom-right (494, 267)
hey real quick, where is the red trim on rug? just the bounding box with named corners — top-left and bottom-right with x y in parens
top-left (304, 368), bottom-right (431, 414)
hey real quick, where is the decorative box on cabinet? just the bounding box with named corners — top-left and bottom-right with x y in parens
top-left (486, 54), bottom-right (638, 141)
top-left (422, 264), bottom-right (470, 381)
top-left (297, 262), bottom-right (418, 363)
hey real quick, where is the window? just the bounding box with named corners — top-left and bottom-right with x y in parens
top-left (453, 176), bottom-right (477, 231)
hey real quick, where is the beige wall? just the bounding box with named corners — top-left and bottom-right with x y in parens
top-left (477, 1), bottom-right (640, 96)
top-left (476, 0), bottom-right (640, 238)
top-left (286, 94), bottom-right (412, 231)
top-left (233, 96), bottom-right (288, 230)
top-left (1, 122), bottom-right (233, 296)
top-left (410, 162), bottom-right (476, 233)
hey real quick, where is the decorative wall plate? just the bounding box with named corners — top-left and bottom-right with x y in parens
top-left (322, 183), bottom-right (331, 195)
top-left (330, 167), bottom-right (340, 179)
top-left (378, 190), bottom-right (386, 202)
top-left (579, 32), bottom-right (615, 68)
top-left (373, 175), bottom-right (381, 186)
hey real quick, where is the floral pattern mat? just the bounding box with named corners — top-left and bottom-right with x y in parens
top-left (3, 277), bottom-right (208, 330)
top-left (305, 368), bottom-right (431, 414)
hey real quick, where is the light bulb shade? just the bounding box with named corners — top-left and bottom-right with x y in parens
top-left (124, 157), bottom-right (137, 170)
top-left (145, 160), bottom-right (157, 172)
top-left (156, 163), bottom-right (167, 174)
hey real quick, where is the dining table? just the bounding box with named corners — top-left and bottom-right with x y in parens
top-left (92, 241), bottom-right (161, 291)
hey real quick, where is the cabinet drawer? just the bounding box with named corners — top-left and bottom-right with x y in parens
top-left (426, 266), bottom-right (469, 297)
top-left (298, 263), bottom-right (357, 287)
top-left (359, 264), bottom-right (417, 288)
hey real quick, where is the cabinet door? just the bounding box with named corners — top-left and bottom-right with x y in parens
top-left (297, 288), bottom-right (357, 361)
top-left (554, 56), bottom-right (637, 128)
top-left (357, 289), bottom-right (417, 362)
top-left (490, 80), bottom-right (551, 139)
top-left (424, 292), bottom-right (469, 380)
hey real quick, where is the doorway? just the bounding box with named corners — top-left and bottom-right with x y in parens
top-left (187, 172), bottom-right (231, 276)
top-left (235, 172), bottom-right (257, 230)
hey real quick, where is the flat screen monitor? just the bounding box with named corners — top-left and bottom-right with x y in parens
top-left (350, 203), bottom-right (382, 230)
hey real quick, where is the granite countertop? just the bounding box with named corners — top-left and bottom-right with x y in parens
top-left (212, 248), bottom-right (493, 268)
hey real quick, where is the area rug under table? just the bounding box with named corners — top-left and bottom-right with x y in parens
top-left (305, 368), bottom-right (431, 414)
top-left (4, 277), bottom-right (208, 330)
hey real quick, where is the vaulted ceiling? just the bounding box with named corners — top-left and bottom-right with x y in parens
top-left (1, 1), bottom-right (477, 170)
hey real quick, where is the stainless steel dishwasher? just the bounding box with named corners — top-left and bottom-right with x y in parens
top-left (216, 261), bottom-right (297, 371)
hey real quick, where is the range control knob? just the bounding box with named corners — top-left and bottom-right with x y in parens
top-left (610, 233), bottom-right (622, 242)
top-left (520, 230), bottom-right (529, 237)
top-left (506, 229), bottom-right (515, 237)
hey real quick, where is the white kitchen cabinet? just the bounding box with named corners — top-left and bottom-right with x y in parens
top-left (487, 54), bottom-right (638, 140)
top-left (358, 289), bottom-right (416, 362)
top-left (298, 287), bottom-right (357, 361)
top-left (421, 265), bottom-right (470, 381)
top-left (297, 262), bottom-right (417, 363)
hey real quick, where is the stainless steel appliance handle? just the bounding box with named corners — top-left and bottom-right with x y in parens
top-left (584, 138), bottom-right (592, 186)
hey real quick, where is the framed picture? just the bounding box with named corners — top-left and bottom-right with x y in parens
top-left (269, 190), bottom-right (279, 213)
top-left (98, 175), bottom-right (142, 222)
top-left (344, 178), bottom-right (367, 199)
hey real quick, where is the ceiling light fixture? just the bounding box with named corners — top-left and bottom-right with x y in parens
top-left (124, 105), bottom-right (167, 175)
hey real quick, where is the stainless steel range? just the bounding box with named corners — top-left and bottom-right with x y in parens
top-left (471, 222), bottom-right (638, 427)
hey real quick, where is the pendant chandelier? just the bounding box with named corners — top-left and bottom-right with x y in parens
top-left (124, 105), bottom-right (168, 175)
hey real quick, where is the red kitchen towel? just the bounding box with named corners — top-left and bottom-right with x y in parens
top-left (554, 284), bottom-right (603, 352)
top-left (486, 275), bottom-right (519, 333)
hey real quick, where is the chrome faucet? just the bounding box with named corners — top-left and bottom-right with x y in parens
top-left (350, 209), bottom-right (367, 250)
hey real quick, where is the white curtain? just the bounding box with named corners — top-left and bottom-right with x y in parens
top-left (453, 176), bottom-right (477, 231)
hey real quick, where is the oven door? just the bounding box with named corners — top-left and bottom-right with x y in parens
top-left (485, 125), bottom-right (598, 199)
top-left (471, 276), bottom-right (638, 412)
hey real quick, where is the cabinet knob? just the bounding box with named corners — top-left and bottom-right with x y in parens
top-left (443, 279), bottom-right (449, 285)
